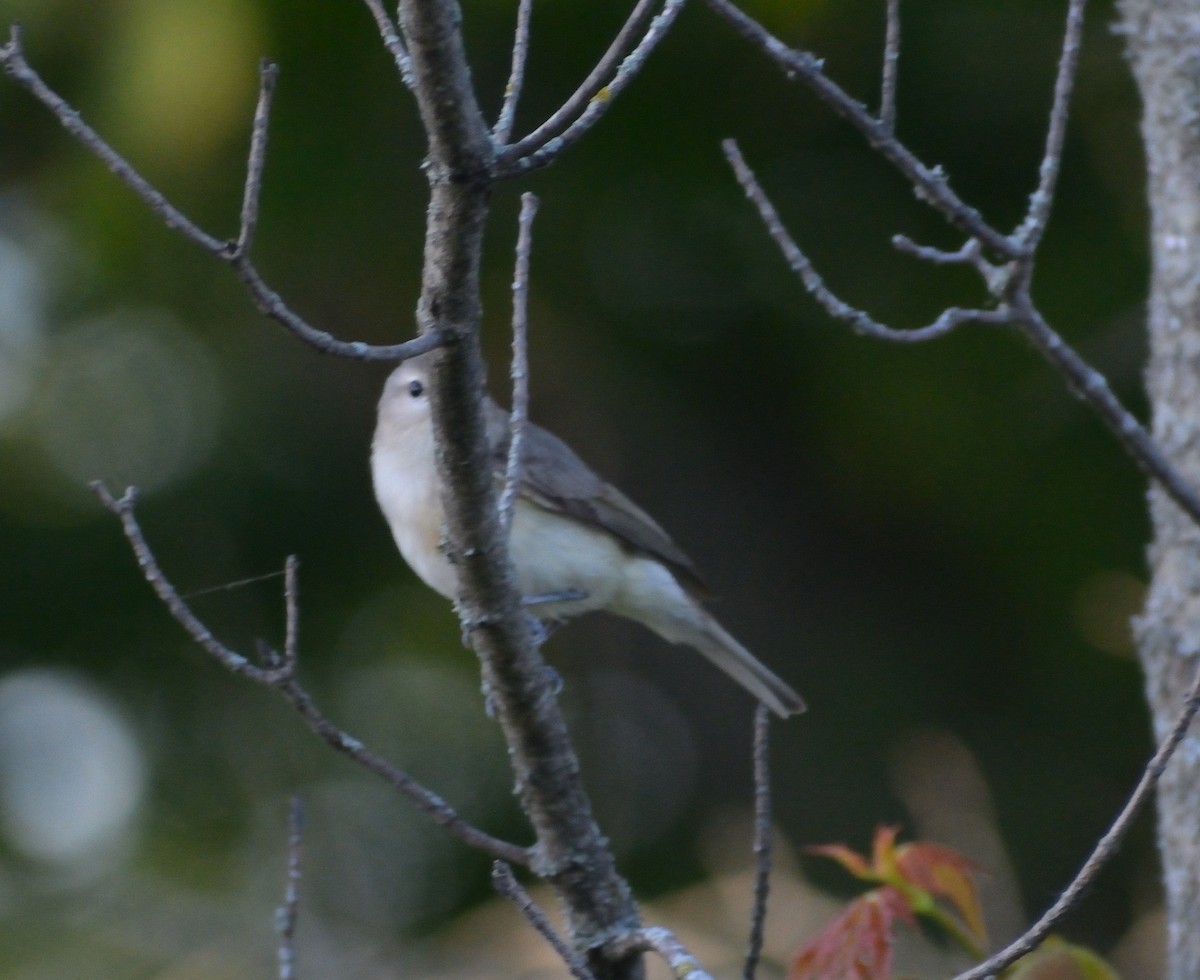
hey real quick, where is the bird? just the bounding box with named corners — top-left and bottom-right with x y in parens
top-left (371, 353), bottom-right (804, 718)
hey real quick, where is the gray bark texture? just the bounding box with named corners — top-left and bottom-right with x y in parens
top-left (395, 1), bottom-right (643, 976)
top-left (1120, 2), bottom-right (1200, 975)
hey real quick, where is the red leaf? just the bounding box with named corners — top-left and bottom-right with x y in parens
top-left (789, 887), bottom-right (913, 980)
top-left (894, 841), bottom-right (987, 945)
top-left (804, 843), bottom-right (875, 880)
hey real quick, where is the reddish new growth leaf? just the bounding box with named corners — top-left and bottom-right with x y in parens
top-left (795, 826), bottom-right (988, 979)
top-left (894, 839), bottom-right (987, 947)
top-left (789, 886), bottom-right (912, 980)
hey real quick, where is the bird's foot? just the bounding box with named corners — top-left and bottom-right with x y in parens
top-left (527, 615), bottom-right (566, 648)
top-left (521, 588), bottom-right (587, 608)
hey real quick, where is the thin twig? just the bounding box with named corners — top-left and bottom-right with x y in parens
top-left (891, 234), bottom-right (983, 267)
top-left (493, 0), bottom-right (535, 143)
top-left (723, 140), bottom-right (1010, 342)
top-left (499, 193), bottom-right (539, 535)
top-left (954, 660), bottom-right (1200, 980)
top-left (235, 60), bottom-right (278, 257)
top-left (89, 481), bottom-right (530, 867)
top-left (1012, 0), bottom-right (1087, 250)
top-left (499, 0), bottom-right (687, 176)
top-left (89, 482), bottom-right (289, 684)
top-left (743, 704), bottom-right (772, 980)
top-left (0, 26), bottom-right (440, 363)
top-left (283, 555), bottom-right (300, 668)
top-left (498, 0), bottom-right (660, 162)
top-left (493, 862), bottom-right (597, 980)
top-left (277, 796), bottom-right (304, 980)
top-left (360, 0), bottom-right (416, 88)
top-left (880, 0), bottom-right (900, 134)
top-left (892, 234), bottom-right (1012, 297)
top-left (613, 927), bottom-right (715, 980)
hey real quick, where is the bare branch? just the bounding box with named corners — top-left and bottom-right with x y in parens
top-left (493, 862), bottom-right (597, 980)
top-left (613, 927), bottom-right (715, 980)
top-left (723, 140), bottom-right (1010, 342)
top-left (701, 0), bottom-right (1016, 260)
top-left (0, 26), bottom-right (440, 363)
top-left (1, 25), bottom-right (223, 249)
top-left (1012, 0), bottom-right (1087, 250)
top-left (743, 704), bottom-right (772, 980)
top-left (880, 0), bottom-right (900, 134)
top-left (499, 0), bottom-right (688, 177)
top-left (493, 0), bottom-right (535, 144)
top-left (891, 234), bottom-right (983, 267)
top-left (954, 659), bottom-right (1200, 980)
top-left (1010, 296), bottom-right (1200, 528)
top-left (499, 192), bottom-right (538, 536)
top-left (229, 257), bottom-right (448, 361)
top-left (716, 7), bottom-right (1200, 533)
top-left (235, 60), bottom-right (278, 257)
top-left (397, 0), bottom-right (644, 971)
top-left (89, 482), bottom-right (291, 684)
top-left (498, 0), bottom-right (659, 162)
top-left (90, 481), bottom-right (530, 867)
top-left (283, 555), bottom-right (300, 668)
top-left (360, 0), bottom-right (416, 89)
top-left (277, 796), bottom-right (304, 980)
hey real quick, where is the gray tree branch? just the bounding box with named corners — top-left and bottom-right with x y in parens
top-left (394, 1), bottom-right (643, 975)
top-left (89, 481), bottom-right (529, 867)
top-left (712, 0), bottom-right (1200, 968)
top-left (0, 26), bottom-right (441, 363)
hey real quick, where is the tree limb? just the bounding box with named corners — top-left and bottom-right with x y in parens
top-left (89, 481), bottom-right (530, 867)
top-left (498, 0), bottom-right (688, 177)
top-left (954, 660), bottom-right (1200, 980)
top-left (395, 1), bottom-right (643, 974)
top-left (0, 25), bottom-right (441, 362)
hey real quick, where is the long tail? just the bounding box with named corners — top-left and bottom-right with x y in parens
top-left (615, 560), bottom-right (805, 717)
top-left (681, 611), bottom-right (805, 718)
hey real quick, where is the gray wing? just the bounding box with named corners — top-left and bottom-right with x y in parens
top-left (485, 399), bottom-right (711, 597)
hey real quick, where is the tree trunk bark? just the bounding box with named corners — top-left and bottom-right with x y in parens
top-left (1118, 2), bottom-right (1200, 975)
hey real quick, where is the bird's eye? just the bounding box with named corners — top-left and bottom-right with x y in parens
top-left (407, 379), bottom-right (425, 398)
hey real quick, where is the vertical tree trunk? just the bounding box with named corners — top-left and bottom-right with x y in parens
top-left (1119, 2), bottom-right (1200, 975)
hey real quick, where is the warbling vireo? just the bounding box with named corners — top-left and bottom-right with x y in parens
top-left (371, 354), bottom-right (804, 718)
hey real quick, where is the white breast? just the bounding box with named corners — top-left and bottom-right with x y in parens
top-left (371, 422), bottom-right (459, 600)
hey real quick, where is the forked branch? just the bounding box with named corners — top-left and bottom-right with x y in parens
top-left (715, 0), bottom-right (1200, 532)
top-left (712, 0), bottom-right (1200, 963)
top-left (493, 861), bottom-right (597, 980)
top-left (497, 0), bottom-right (661, 162)
top-left (497, 0), bottom-right (688, 176)
top-left (89, 481), bottom-right (529, 867)
top-left (0, 26), bottom-right (441, 363)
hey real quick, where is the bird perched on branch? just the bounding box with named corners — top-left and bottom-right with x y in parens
top-left (371, 354), bottom-right (804, 718)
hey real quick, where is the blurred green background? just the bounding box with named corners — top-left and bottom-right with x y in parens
top-left (0, 0), bottom-right (1160, 976)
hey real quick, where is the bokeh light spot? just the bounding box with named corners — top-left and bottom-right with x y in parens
top-left (0, 669), bottom-right (145, 866)
top-left (31, 309), bottom-right (222, 499)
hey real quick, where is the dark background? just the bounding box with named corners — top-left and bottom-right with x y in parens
top-left (0, 0), bottom-right (1158, 976)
